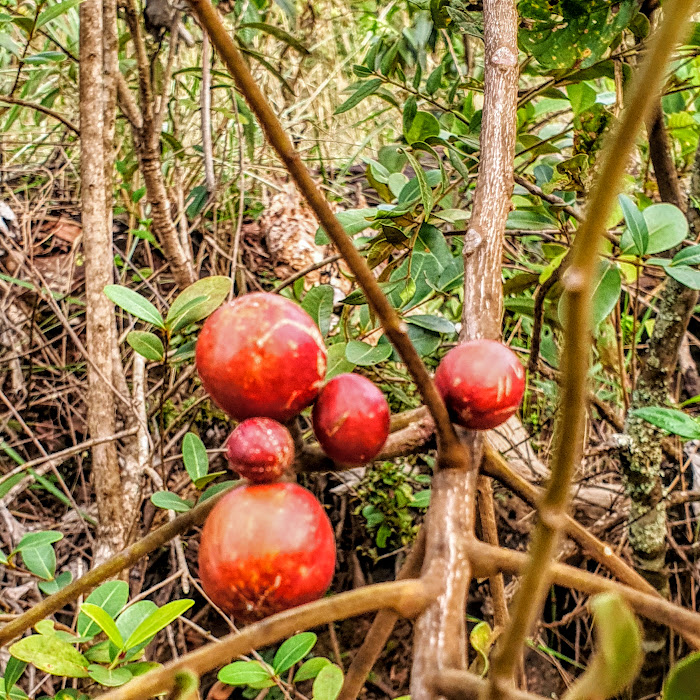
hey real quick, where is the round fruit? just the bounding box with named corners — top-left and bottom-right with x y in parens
top-left (312, 373), bottom-right (390, 465)
top-left (225, 418), bottom-right (295, 483)
top-left (434, 339), bottom-right (525, 430)
top-left (195, 293), bottom-right (327, 422)
top-left (198, 482), bottom-right (336, 621)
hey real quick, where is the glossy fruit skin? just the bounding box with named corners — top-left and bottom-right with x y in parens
top-left (198, 483), bottom-right (336, 621)
top-left (225, 418), bottom-right (295, 483)
top-left (434, 339), bottom-right (525, 430)
top-left (312, 373), bottom-right (390, 466)
top-left (195, 293), bottom-right (327, 422)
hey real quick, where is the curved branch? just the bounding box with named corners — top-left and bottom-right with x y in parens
top-left (95, 578), bottom-right (435, 700)
top-left (0, 96), bottom-right (79, 135)
top-left (185, 0), bottom-right (466, 468)
top-left (0, 484), bottom-right (237, 646)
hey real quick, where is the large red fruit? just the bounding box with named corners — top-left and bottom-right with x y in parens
top-left (312, 373), bottom-right (390, 465)
top-left (225, 418), bottom-right (295, 483)
top-left (195, 293), bottom-right (327, 422)
top-left (198, 483), bottom-right (336, 621)
top-left (434, 339), bottom-right (525, 430)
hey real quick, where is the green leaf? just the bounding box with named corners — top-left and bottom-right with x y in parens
top-left (38, 570), bottom-right (72, 596)
top-left (664, 651), bottom-right (700, 700)
top-left (411, 490), bottom-right (431, 508)
top-left (124, 599), bottom-right (194, 650)
top-left (274, 632), bottom-right (317, 674)
top-left (3, 658), bottom-right (26, 697)
top-left (405, 315), bottom-right (455, 334)
top-left (104, 286), bottom-right (165, 329)
top-left (238, 22), bottom-right (309, 54)
top-left (218, 661), bottom-right (273, 686)
top-left (302, 286), bottom-right (334, 336)
top-left (193, 471), bottom-right (227, 490)
top-left (77, 581), bottom-right (130, 638)
top-left (403, 96), bottom-right (417, 137)
top-left (334, 79), bottom-right (383, 115)
top-left (116, 601), bottom-right (159, 644)
top-left (150, 491), bottom-right (193, 512)
top-left (165, 277), bottom-right (232, 331)
top-left (200, 480), bottom-right (239, 502)
top-left (126, 331), bottom-right (164, 362)
top-left (10, 635), bottom-right (89, 678)
top-left (312, 663), bottom-right (344, 700)
top-left (425, 64), bottom-right (443, 95)
top-left (0, 678), bottom-right (28, 700)
top-left (618, 195), bottom-right (648, 256)
top-left (0, 473), bottom-right (24, 499)
top-left (621, 203), bottom-right (688, 255)
top-left (294, 657), bottom-right (331, 682)
top-left (325, 343), bottom-right (356, 380)
top-left (20, 544), bottom-right (56, 581)
top-left (591, 263), bottom-right (621, 327)
top-left (671, 244), bottom-right (700, 267)
top-left (87, 664), bottom-right (133, 687)
top-left (406, 325), bottom-right (441, 357)
top-left (36, 0), bottom-right (84, 28)
top-left (182, 433), bottom-right (209, 483)
top-left (16, 531), bottom-right (62, 551)
top-left (630, 407), bottom-right (700, 440)
top-left (469, 621), bottom-right (493, 676)
top-left (345, 340), bottom-right (392, 366)
top-left (402, 150), bottom-right (433, 215)
top-left (666, 265), bottom-right (700, 290)
top-left (405, 112), bottom-right (440, 145)
top-left (79, 604), bottom-right (124, 650)
top-left (563, 593), bottom-right (642, 700)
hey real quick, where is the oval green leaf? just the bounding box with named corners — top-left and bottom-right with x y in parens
top-left (104, 286), bottom-right (164, 329)
top-left (182, 432), bottom-right (209, 483)
top-left (312, 663), bottom-right (344, 700)
top-left (124, 599), bottom-right (194, 651)
top-left (165, 276), bottom-right (232, 331)
top-left (126, 331), bottom-right (164, 362)
top-left (150, 491), bottom-right (193, 513)
top-left (664, 651), bottom-right (700, 700)
top-left (630, 407), bottom-right (700, 440)
top-left (274, 632), bottom-right (318, 674)
top-left (218, 661), bottom-right (273, 686)
top-left (79, 603), bottom-right (124, 650)
top-left (294, 657), bottom-right (331, 683)
top-left (10, 635), bottom-right (89, 678)
top-left (87, 664), bottom-right (133, 687)
top-left (78, 580), bottom-right (129, 638)
top-left (345, 340), bottom-right (392, 366)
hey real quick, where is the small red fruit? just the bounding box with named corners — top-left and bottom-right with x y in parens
top-left (434, 339), bottom-right (525, 430)
top-left (195, 293), bottom-right (327, 422)
top-left (312, 373), bottom-right (390, 465)
top-left (198, 482), bottom-right (336, 621)
top-left (225, 418), bottom-right (295, 483)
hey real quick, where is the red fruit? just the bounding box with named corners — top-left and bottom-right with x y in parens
top-left (225, 418), bottom-right (295, 483)
top-left (312, 373), bottom-right (390, 466)
top-left (434, 339), bottom-right (525, 430)
top-left (198, 482), bottom-right (336, 621)
top-left (195, 293), bottom-right (327, 422)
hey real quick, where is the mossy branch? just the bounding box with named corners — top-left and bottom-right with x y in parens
top-left (486, 2), bottom-right (699, 694)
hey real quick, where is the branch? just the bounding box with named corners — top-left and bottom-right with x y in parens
top-left (95, 578), bottom-right (436, 700)
top-left (185, 0), bottom-right (466, 468)
top-left (469, 541), bottom-right (700, 646)
top-left (338, 528), bottom-right (426, 700)
top-left (413, 0), bottom-right (519, 694)
top-left (432, 670), bottom-right (544, 700)
top-left (0, 484), bottom-right (237, 646)
top-left (0, 96), bottom-right (79, 135)
top-left (487, 3), bottom-right (699, 694)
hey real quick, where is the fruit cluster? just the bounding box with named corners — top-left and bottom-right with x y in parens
top-left (194, 292), bottom-right (525, 622)
top-left (194, 292), bottom-right (391, 621)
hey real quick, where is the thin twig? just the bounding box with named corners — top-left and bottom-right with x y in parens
top-left (0, 96), bottom-right (79, 135)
